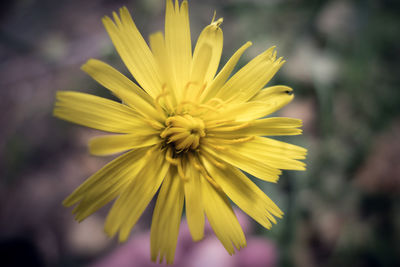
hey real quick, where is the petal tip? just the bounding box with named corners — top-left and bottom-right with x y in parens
top-left (245, 41), bottom-right (253, 47)
top-left (62, 198), bottom-right (73, 207)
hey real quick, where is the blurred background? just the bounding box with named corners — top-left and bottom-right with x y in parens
top-left (1, 0), bottom-right (399, 266)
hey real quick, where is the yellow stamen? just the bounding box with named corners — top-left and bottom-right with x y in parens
top-left (177, 160), bottom-right (187, 181)
top-left (165, 148), bottom-right (180, 165)
top-left (201, 152), bottom-right (226, 169)
top-left (191, 156), bottom-right (223, 192)
top-left (153, 84), bottom-right (174, 114)
top-left (178, 100), bottom-right (219, 115)
top-left (182, 81), bottom-right (198, 102)
top-left (201, 140), bottom-right (226, 151)
top-left (211, 11), bottom-right (217, 24)
top-left (166, 153), bottom-right (180, 165)
top-left (161, 114), bottom-right (206, 152)
top-left (165, 148), bottom-right (188, 182)
top-left (194, 82), bottom-right (207, 101)
top-left (146, 119), bottom-right (164, 130)
top-left (205, 97), bottom-right (226, 109)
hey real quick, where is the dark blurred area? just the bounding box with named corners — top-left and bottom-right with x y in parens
top-left (0, 0), bottom-right (399, 266)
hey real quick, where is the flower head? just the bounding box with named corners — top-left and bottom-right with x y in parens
top-left (54, 0), bottom-right (306, 264)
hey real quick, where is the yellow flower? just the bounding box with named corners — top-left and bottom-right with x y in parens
top-left (54, 0), bottom-right (306, 264)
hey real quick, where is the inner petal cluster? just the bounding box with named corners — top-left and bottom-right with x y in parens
top-left (160, 114), bottom-right (206, 152)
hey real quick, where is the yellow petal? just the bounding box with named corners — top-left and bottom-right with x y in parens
top-left (244, 117), bottom-right (303, 136)
top-left (251, 85), bottom-right (294, 101)
top-left (149, 32), bottom-right (177, 106)
top-left (184, 43), bottom-right (213, 102)
top-left (201, 176), bottom-right (246, 254)
top-left (53, 91), bottom-right (147, 133)
top-left (228, 136), bottom-right (307, 170)
top-left (104, 149), bottom-right (169, 241)
top-left (203, 146), bottom-right (281, 182)
top-left (71, 149), bottom-right (151, 222)
top-left (201, 156), bottom-right (283, 228)
top-left (201, 41), bottom-right (252, 103)
top-left (89, 133), bottom-right (160, 156)
top-left (73, 183), bottom-right (122, 222)
top-left (102, 7), bottom-right (161, 97)
top-left (63, 148), bottom-right (147, 213)
top-left (191, 17), bottom-right (223, 87)
top-left (216, 47), bottom-right (285, 103)
top-left (250, 136), bottom-right (307, 159)
top-left (208, 117), bottom-right (303, 137)
top-left (165, 0), bottom-right (192, 98)
top-left (184, 161), bottom-right (205, 241)
top-left (209, 86), bottom-right (294, 122)
top-left (150, 168), bottom-right (184, 264)
top-left (81, 59), bottom-right (164, 121)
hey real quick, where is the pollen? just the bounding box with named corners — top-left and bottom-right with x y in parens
top-left (160, 114), bottom-right (206, 152)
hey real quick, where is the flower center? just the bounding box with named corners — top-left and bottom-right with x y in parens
top-left (160, 114), bottom-right (206, 152)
